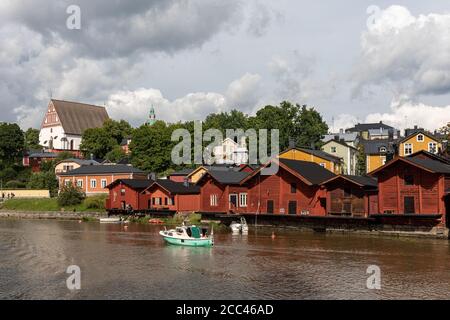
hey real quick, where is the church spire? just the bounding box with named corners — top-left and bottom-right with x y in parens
top-left (147, 105), bottom-right (156, 126)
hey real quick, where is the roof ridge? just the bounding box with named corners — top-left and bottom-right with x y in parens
top-left (52, 99), bottom-right (106, 109)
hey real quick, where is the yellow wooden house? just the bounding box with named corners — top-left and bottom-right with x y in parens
top-left (398, 130), bottom-right (442, 157)
top-left (278, 147), bottom-right (343, 174)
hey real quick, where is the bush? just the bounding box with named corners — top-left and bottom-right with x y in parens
top-left (0, 167), bottom-right (17, 181)
top-left (57, 184), bottom-right (86, 206)
top-left (84, 195), bottom-right (107, 209)
top-left (27, 171), bottom-right (58, 197)
top-left (5, 180), bottom-right (26, 189)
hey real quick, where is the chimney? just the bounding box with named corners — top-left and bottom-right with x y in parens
top-left (339, 128), bottom-right (344, 134)
top-left (288, 137), bottom-right (296, 149)
top-left (90, 153), bottom-right (94, 160)
top-left (148, 172), bottom-right (156, 181)
top-left (183, 177), bottom-right (189, 187)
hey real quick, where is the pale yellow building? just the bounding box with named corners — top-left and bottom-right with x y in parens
top-left (321, 140), bottom-right (357, 175)
top-left (278, 147), bottom-right (343, 174)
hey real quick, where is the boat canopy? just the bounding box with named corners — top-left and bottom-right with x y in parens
top-left (189, 227), bottom-right (201, 239)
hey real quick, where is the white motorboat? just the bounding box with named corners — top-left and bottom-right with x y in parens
top-left (230, 217), bottom-right (248, 234)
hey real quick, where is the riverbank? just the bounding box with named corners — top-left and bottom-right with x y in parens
top-left (0, 210), bottom-right (107, 221)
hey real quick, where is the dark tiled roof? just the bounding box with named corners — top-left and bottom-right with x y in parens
top-left (406, 157), bottom-right (450, 174)
top-left (408, 150), bottom-right (450, 164)
top-left (279, 158), bottom-right (336, 185)
top-left (52, 99), bottom-right (109, 135)
top-left (57, 158), bottom-right (99, 166)
top-left (207, 170), bottom-right (250, 185)
top-left (341, 175), bottom-right (378, 187)
top-left (28, 152), bottom-right (58, 158)
top-left (59, 164), bottom-right (145, 176)
top-left (153, 179), bottom-right (200, 194)
top-left (346, 122), bottom-right (394, 132)
top-left (170, 168), bottom-right (195, 176)
top-left (361, 139), bottom-right (396, 155)
top-left (285, 147), bottom-right (342, 163)
top-left (107, 179), bottom-right (154, 190)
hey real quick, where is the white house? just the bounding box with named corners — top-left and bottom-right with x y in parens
top-left (212, 137), bottom-right (248, 165)
top-left (39, 99), bottom-right (109, 152)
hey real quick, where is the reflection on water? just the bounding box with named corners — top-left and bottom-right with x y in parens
top-left (0, 219), bottom-right (449, 300)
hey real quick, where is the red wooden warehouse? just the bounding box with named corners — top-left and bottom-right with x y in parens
top-left (141, 179), bottom-right (201, 213)
top-left (369, 153), bottom-right (450, 227)
top-left (106, 179), bottom-right (154, 211)
top-left (241, 158), bottom-right (335, 216)
top-left (321, 175), bottom-right (378, 217)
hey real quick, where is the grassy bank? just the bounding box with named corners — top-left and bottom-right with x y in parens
top-left (0, 196), bottom-right (107, 213)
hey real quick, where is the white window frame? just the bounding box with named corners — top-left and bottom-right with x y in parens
top-left (416, 134), bottom-right (424, 142)
top-left (76, 179), bottom-right (83, 188)
top-left (210, 194), bottom-right (218, 207)
top-left (239, 193), bottom-right (248, 207)
top-left (101, 179), bottom-right (107, 188)
top-left (90, 179), bottom-right (97, 189)
top-left (404, 143), bottom-right (413, 155)
top-left (64, 179), bottom-right (71, 186)
top-left (379, 147), bottom-right (387, 153)
top-left (428, 142), bottom-right (437, 154)
top-left (330, 146), bottom-right (336, 153)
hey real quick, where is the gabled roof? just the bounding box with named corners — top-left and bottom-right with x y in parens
top-left (280, 147), bottom-right (342, 163)
top-left (321, 175), bottom-right (378, 188)
top-left (106, 179), bottom-right (154, 190)
top-left (59, 164), bottom-right (145, 176)
top-left (408, 150), bottom-right (450, 164)
top-left (361, 139), bottom-right (396, 155)
top-left (278, 158), bottom-right (336, 185)
top-left (398, 129), bottom-right (439, 144)
top-left (198, 170), bottom-right (250, 185)
top-left (369, 156), bottom-right (450, 176)
top-left (323, 132), bottom-right (358, 143)
top-left (57, 158), bottom-right (100, 166)
top-left (147, 179), bottom-right (200, 195)
top-left (51, 99), bottom-right (109, 135)
top-left (170, 168), bottom-right (195, 176)
top-left (346, 122), bottom-right (394, 132)
top-left (322, 139), bottom-right (357, 150)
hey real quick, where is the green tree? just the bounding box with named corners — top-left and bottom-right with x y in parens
top-left (203, 110), bottom-right (250, 134)
top-left (57, 184), bottom-right (86, 206)
top-left (24, 128), bottom-right (41, 150)
top-left (80, 127), bottom-right (117, 159)
top-left (27, 171), bottom-right (58, 197)
top-left (130, 121), bottom-right (173, 172)
top-left (103, 119), bottom-right (133, 144)
top-left (105, 145), bottom-right (126, 162)
top-left (356, 143), bottom-right (367, 175)
top-left (0, 123), bottom-right (25, 165)
top-left (294, 105), bottom-right (328, 149)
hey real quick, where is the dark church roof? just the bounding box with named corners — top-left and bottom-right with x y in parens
top-left (51, 99), bottom-right (109, 135)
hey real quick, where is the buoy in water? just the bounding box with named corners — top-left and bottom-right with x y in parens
top-left (78, 220), bottom-right (82, 223)
top-left (271, 231), bottom-right (276, 239)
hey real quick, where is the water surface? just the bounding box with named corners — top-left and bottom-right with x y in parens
top-left (0, 219), bottom-right (449, 299)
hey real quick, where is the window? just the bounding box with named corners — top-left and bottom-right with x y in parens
top-left (90, 179), bottom-right (97, 188)
top-left (428, 142), bottom-right (437, 154)
top-left (331, 146), bottom-right (337, 153)
top-left (120, 188), bottom-right (126, 196)
top-left (154, 197), bottom-right (161, 205)
top-left (64, 179), bottom-right (71, 186)
top-left (101, 179), bottom-right (107, 188)
top-left (164, 197), bottom-right (168, 205)
top-left (168, 197), bottom-right (174, 206)
top-left (319, 163), bottom-right (326, 168)
top-left (210, 194), bottom-right (218, 207)
top-left (404, 174), bottom-right (414, 186)
top-left (379, 147), bottom-right (387, 153)
top-left (417, 134), bottom-right (424, 142)
top-left (239, 193), bottom-right (248, 207)
top-left (290, 183), bottom-right (297, 193)
top-left (381, 156), bottom-right (386, 165)
top-left (76, 179), bottom-right (83, 188)
top-left (404, 143), bottom-right (413, 155)
top-left (152, 198), bottom-right (156, 205)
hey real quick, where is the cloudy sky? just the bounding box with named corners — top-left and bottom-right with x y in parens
top-left (1, 0), bottom-right (449, 132)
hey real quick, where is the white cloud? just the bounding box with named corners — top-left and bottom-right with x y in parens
top-left (106, 73), bottom-right (262, 126)
top-left (353, 5), bottom-right (450, 97)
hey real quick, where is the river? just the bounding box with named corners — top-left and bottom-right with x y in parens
top-left (0, 219), bottom-right (449, 300)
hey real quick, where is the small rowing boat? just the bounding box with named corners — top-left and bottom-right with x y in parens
top-left (100, 217), bottom-right (123, 224)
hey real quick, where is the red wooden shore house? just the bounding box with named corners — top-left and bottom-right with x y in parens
top-left (141, 179), bottom-right (201, 213)
top-left (240, 158), bottom-right (335, 216)
top-left (196, 170), bottom-right (250, 214)
top-left (105, 179), bottom-right (154, 210)
top-left (369, 153), bottom-right (450, 227)
top-left (321, 175), bottom-right (378, 217)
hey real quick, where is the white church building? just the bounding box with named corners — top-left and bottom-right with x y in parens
top-left (39, 99), bottom-right (110, 154)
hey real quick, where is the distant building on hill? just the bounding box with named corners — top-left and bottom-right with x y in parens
top-left (39, 99), bottom-right (110, 155)
top-left (346, 121), bottom-right (398, 141)
top-left (211, 137), bottom-right (248, 165)
top-left (146, 105), bottom-right (156, 126)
